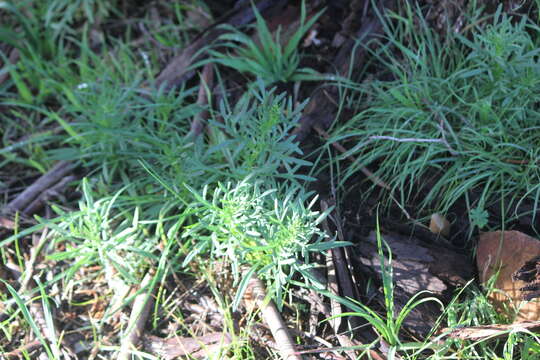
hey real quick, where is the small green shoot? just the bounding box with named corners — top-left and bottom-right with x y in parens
top-left (324, 217), bottom-right (444, 354)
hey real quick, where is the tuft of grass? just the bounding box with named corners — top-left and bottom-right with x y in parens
top-left (321, 219), bottom-right (443, 357)
top-left (205, 1), bottom-right (323, 85)
top-left (329, 4), bottom-right (540, 232)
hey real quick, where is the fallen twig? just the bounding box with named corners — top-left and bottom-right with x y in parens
top-left (244, 273), bottom-right (303, 360)
top-left (3, 161), bottom-right (75, 215)
top-left (188, 63), bottom-right (214, 138)
top-left (1, 339), bottom-right (43, 359)
top-left (369, 135), bottom-right (451, 145)
top-left (118, 271), bottom-right (155, 360)
top-left (320, 200), bottom-right (382, 360)
top-left (3, 218), bottom-right (65, 359)
top-left (23, 174), bottom-right (78, 215)
top-left (440, 321), bottom-right (540, 341)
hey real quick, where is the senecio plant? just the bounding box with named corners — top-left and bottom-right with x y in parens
top-left (178, 84), bottom-right (348, 309)
top-left (144, 82), bottom-right (348, 309)
top-left (184, 179), bottom-right (342, 310)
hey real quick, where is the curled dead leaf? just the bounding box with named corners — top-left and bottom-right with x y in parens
top-left (429, 213), bottom-right (450, 237)
top-left (476, 231), bottom-right (540, 321)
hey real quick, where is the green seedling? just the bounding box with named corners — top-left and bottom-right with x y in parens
top-left (182, 178), bottom-right (348, 310)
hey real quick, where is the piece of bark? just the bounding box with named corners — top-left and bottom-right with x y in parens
top-left (143, 333), bottom-right (231, 360)
top-left (354, 230), bottom-right (473, 336)
top-left (359, 231), bottom-right (472, 295)
top-left (477, 231), bottom-right (540, 320)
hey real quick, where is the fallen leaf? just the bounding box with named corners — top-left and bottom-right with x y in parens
top-left (429, 213), bottom-right (450, 237)
top-left (476, 231), bottom-right (540, 321)
top-left (513, 255), bottom-right (540, 301)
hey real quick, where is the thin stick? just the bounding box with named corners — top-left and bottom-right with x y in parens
top-left (320, 200), bottom-right (387, 360)
top-left (23, 175), bottom-right (78, 215)
top-left (244, 274), bottom-right (303, 360)
top-left (118, 271), bottom-right (155, 360)
top-left (1, 340), bottom-right (42, 359)
top-left (320, 201), bottom-right (341, 332)
top-left (4, 161), bottom-right (75, 215)
top-left (313, 125), bottom-right (390, 190)
top-left (3, 223), bottom-right (63, 358)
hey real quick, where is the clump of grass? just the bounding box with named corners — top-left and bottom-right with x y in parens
top-left (321, 220), bottom-right (443, 357)
top-left (137, 82), bottom-right (347, 310)
top-left (330, 5), bottom-right (540, 230)
top-left (205, 1), bottom-right (323, 85)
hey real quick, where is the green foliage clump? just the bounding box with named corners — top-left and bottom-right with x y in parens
top-left (205, 84), bottom-right (312, 182)
top-left (207, 1), bottom-right (323, 85)
top-left (332, 6), bottom-right (540, 228)
top-left (183, 179), bottom-right (341, 309)
top-left (140, 83), bottom-right (346, 309)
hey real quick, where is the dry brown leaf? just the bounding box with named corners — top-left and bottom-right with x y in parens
top-left (476, 231), bottom-right (540, 320)
top-left (429, 213), bottom-right (450, 237)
